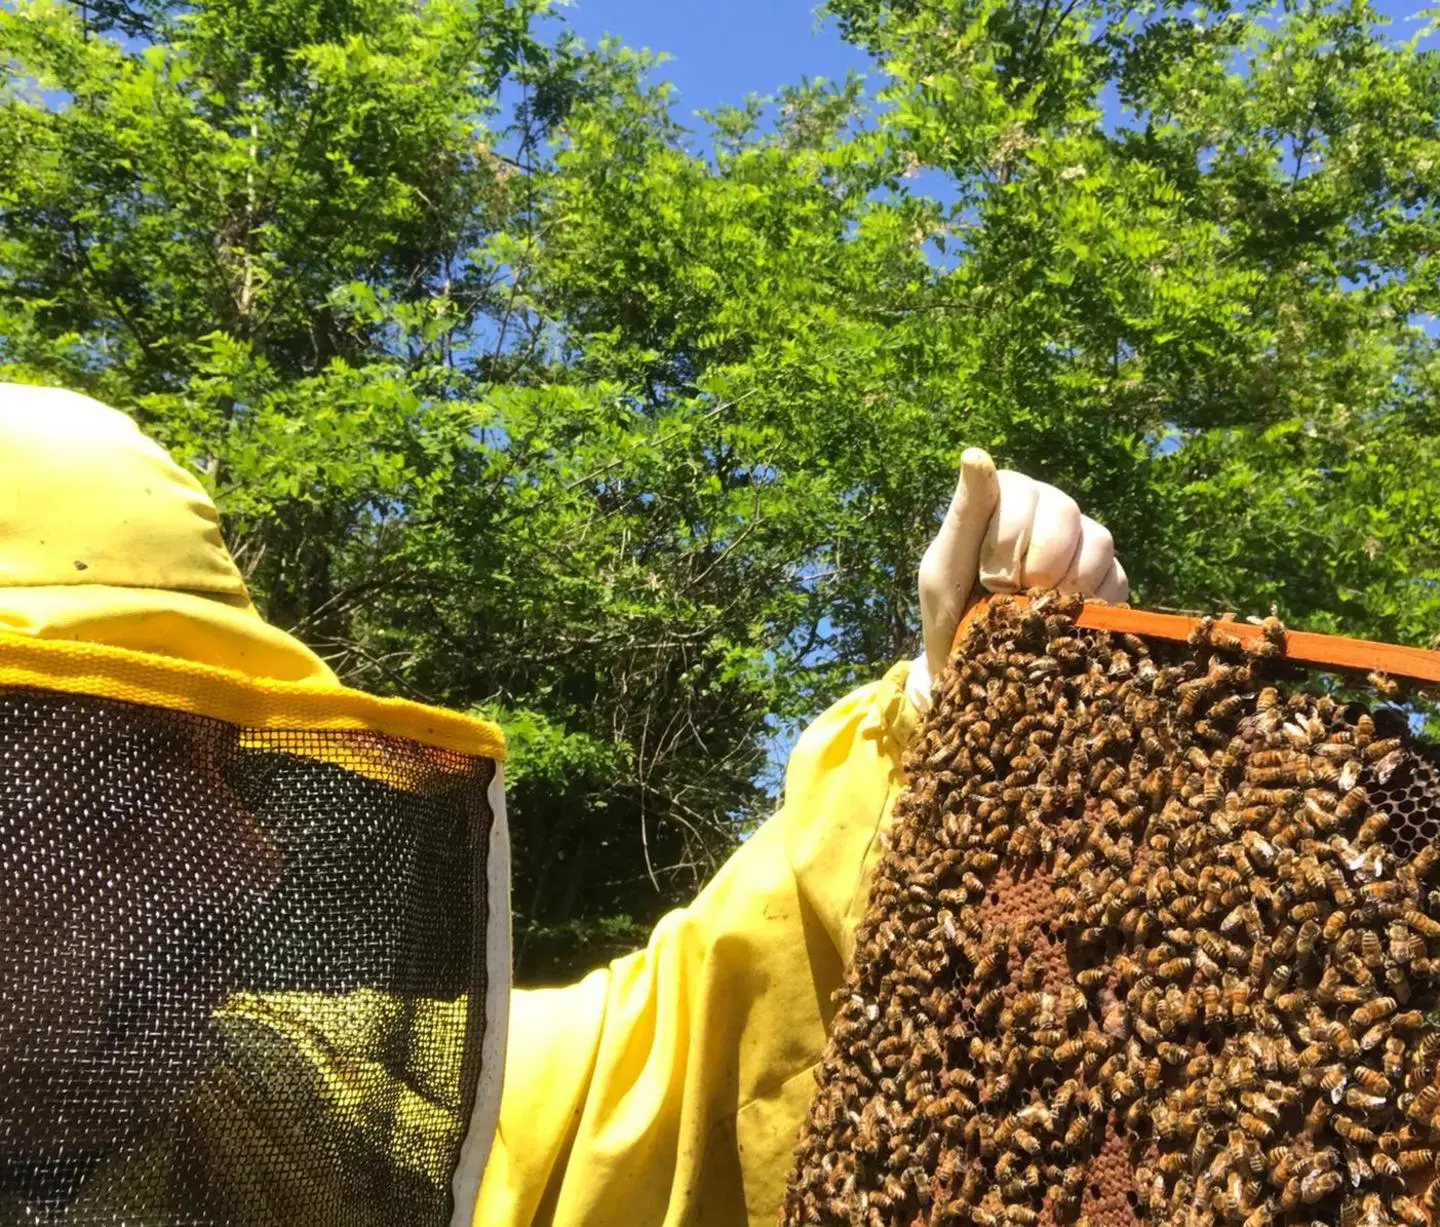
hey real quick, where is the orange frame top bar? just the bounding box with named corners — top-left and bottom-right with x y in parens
top-left (954, 596), bottom-right (1440, 685)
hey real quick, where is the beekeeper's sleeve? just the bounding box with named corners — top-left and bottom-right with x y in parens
top-left (473, 660), bottom-right (920, 1227)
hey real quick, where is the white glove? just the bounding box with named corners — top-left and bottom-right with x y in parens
top-left (905, 448), bottom-right (1129, 713)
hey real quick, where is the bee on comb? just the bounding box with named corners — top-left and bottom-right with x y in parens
top-left (782, 593), bottom-right (1440, 1227)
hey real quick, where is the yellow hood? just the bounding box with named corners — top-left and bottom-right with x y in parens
top-left (0, 382), bottom-right (334, 683)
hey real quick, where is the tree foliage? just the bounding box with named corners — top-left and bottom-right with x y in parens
top-left (2, 0), bottom-right (1436, 982)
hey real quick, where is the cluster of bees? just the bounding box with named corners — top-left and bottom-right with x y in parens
top-left (781, 594), bottom-right (1440, 1227)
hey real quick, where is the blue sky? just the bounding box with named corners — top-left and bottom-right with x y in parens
top-left (548, 0), bottom-right (1440, 301)
top-left (553, 0), bottom-right (1435, 129)
top-left (553, 0), bottom-right (872, 122)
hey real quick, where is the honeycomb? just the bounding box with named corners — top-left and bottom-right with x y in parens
top-left (781, 594), bottom-right (1440, 1227)
top-left (1374, 747), bottom-right (1440, 863)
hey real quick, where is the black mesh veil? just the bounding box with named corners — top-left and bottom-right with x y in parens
top-left (0, 685), bottom-right (502, 1225)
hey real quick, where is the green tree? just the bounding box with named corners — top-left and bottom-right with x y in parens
top-left (0, 0), bottom-right (919, 979)
top-left (824, 0), bottom-right (1440, 642)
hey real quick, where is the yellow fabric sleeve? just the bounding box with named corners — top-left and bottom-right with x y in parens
top-left (473, 661), bottom-right (919, 1227)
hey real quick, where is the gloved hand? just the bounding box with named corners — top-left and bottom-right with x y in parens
top-left (905, 449), bottom-right (1129, 713)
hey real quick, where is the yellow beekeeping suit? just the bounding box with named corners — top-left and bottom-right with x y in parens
top-left (475, 663), bottom-right (918, 1226)
top-left (0, 384), bottom-right (334, 683)
top-left (0, 381), bottom-right (920, 1226)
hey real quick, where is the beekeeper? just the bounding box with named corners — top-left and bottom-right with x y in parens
top-left (0, 381), bottom-right (1126, 1226)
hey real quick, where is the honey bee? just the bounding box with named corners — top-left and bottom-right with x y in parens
top-left (1390, 923), bottom-right (1424, 966)
top-left (1264, 963), bottom-right (1293, 1000)
top-left (1332, 1114), bottom-right (1376, 1144)
top-left (1405, 908), bottom-right (1440, 939)
top-left (1222, 901), bottom-right (1262, 940)
top-left (1344, 1086), bottom-right (1388, 1111)
top-left (973, 949), bottom-right (1005, 982)
top-left (995, 1151), bottom-right (1025, 1185)
top-left (1412, 843), bottom-right (1440, 878)
top-left (1177, 1052), bottom-right (1211, 1083)
top-left (1280, 1176), bottom-right (1304, 1212)
top-left (1154, 1149), bottom-right (1188, 1180)
top-left (1255, 758), bottom-right (1311, 787)
top-left (1110, 1069), bottom-right (1140, 1104)
top-left (1300, 1168), bottom-right (1342, 1202)
top-left (1365, 1192), bottom-right (1399, 1227)
top-left (1361, 881), bottom-right (1403, 904)
top-left (1380, 1040), bottom-right (1406, 1084)
top-left (1159, 955), bottom-right (1193, 980)
top-left (1269, 1145), bottom-right (1297, 1184)
top-left (1425, 1177), bottom-right (1440, 1212)
top-left (1361, 1022), bottom-right (1394, 1052)
top-left (1237, 1111), bottom-right (1274, 1140)
top-left (1335, 787), bottom-right (1370, 825)
top-left (1351, 1066), bottom-right (1391, 1096)
top-left (1209, 692), bottom-right (1248, 722)
top-left (1398, 1148), bottom-right (1436, 1171)
top-left (1332, 983), bottom-right (1372, 1007)
top-left (1250, 787), bottom-right (1299, 807)
top-left (1351, 996), bottom-right (1397, 1028)
top-left (1372, 1152), bottom-right (1402, 1179)
top-left (1198, 983), bottom-right (1224, 1027)
top-left (1324, 910), bottom-right (1350, 942)
top-left (1393, 1196), bottom-right (1429, 1227)
top-left (1405, 1084), bottom-right (1440, 1121)
top-left (1356, 930), bottom-right (1384, 966)
top-left (1239, 803), bottom-right (1277, 827)
top-left (1211, 626), bottom-right (1246, 652)
top-left (1364, 737), bottom-right (1403, 764)
top-left (976, 989), bottom-right (1007, 1024)
top-left (1344, 1145), bottom-right (1375, 1184)
top-left (1295, 919), bottom-right (1322, 958)
top-left (1097, 763), bottom-right (1127, 794)
top-left (1355, 811), bottom-right (1391, 847)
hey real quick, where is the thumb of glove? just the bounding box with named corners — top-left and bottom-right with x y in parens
top-left (917, 448), bottom-right (1001, 686)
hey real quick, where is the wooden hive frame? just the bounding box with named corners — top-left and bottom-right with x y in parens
top-left (954, 597), bottom-right (1440, 685)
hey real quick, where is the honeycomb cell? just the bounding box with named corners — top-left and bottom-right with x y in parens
top-left (1374, 747), bottom-right (1440, 868)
